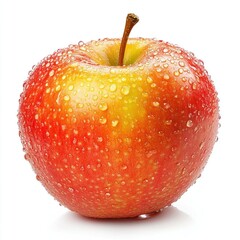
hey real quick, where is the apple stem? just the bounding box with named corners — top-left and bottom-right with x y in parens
top-left (118, 13), bottom-right (139, 66)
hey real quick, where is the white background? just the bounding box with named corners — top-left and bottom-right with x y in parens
top-left (0, 0), bottom-right (240, 239)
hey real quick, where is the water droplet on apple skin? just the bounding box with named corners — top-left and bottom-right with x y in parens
top-left (105, 192), bottom-right (111, 197)
top-left (111, 120), bottom-right (119, 127)
top-left (136, 210), bottom-right (162, 220)
top-left (186, 120), bottom-right (193, 128)
top-left (36, 175), bottom-right (41, 181)
top-left (152, 101), bottom-right (160, 107)
top-left (63, 95), bottom-right (70, 101)
top-left (24, 153), bottom-right (30, 161)
top-left (165, 120), bottom-right (172, 125)
top-left (121, 86), bottom-right (130, 95)
top-left (163, 74), bottom-right (170, 80)
top-left (68, 187), bottom-right (74, 193)
top-left (98, 103), bottom-right (108, 111)
top-left (109, 83), bottom-right (117, 92)
top-left (99, 116), bottom-right (107, 124)
top-left (78, 41), bottom-right (84, 46)
top-left (179, 61), bottom-right (185, 67)
top-left (49, 70), bottom-right (55, 77)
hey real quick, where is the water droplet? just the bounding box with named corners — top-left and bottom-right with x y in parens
top-left (186, 120), bottom-right (193, 128)
top-left (163, 103), bottom-right (170, 109)
top-left (178, 68), bottom-right (183, 74)
top-left (24, 153), bottom-right (30, 161)
top-left (136, 163), bottom-right (142, 169)
top-left (97, 137), bottom-right (103, 142)
top-left (151, 83), bottom-right (156, 88)
top-left (64, 95), bottom-right (70, 101)
top-left (163, 63), bottom-right (169, 68)
top-left (111, 119), bottom-right (119, 127)
top-left (146, 150), bottom-right (157, 158)
top-left (57, 183), bottom-right (62, 187)
top-left (46, 88), bottom-right (51, 93)
top-left (99, 84), bottom-right (105, 89)
top-left (179, 61), bottom-right (185, 67)
top-left (73, 129), bottom-right (78, 135)
top-left (165, 120), bottom-right (172, 125)
top-left (77, 103), bottom-right (84, 108)
top-left (93, 95), bottom-right (98, 101)
top-left (142, 92), bottom-right (148, 97)
top-left (49, 70), bottom-right (55, 77)
top-left (105, 192), bottom-right (111, 197)
top-left (163, 48), bottom-right (169, 53)
top-left (98, 103), bottom-right (108, 111)
top-left (36, 175), bottom-right (41, 181)
top-left (35, 114), bottom-right (39, 120)
top-left (99, 116), bottom-right (107, 124)
top-left (174, 71), bottom-right (180, 77)
top-left (152, 101), bottom-right (160, 107)
top-left (78, 41), bottom-right (84, 46)
top-left (199, 142), bottom-right (204, 150)
top-left (147, 77), bottom-right (153, 83)
top-left (80, 46), bottom-right (86, 51)
top-left (192, 83), bottom-right (197, 90)
top-left (103, 93), bottom-right (109, 98)
top-left (121, 86), bottom-right (130, 95)
top-left (55, 85), bottom-right (61, 91)
top-left (137, 211), bottom-right (161, 220)
top-left (163, 74), bottom-right (170, 80)
top-left (121, 181), bottom-right (126, 185)
top-left (181, 168), bottom-right (186, 174)
top-left (68, 85), bottom-right (74, 91)
top-left (162, 187), bottom-right (167, 192)
top-left (109, 83), bottom-right (117, 92)
top-left (121, 165), bottom-right (128, 170)
top-left (68, 187), bottom-right (74, 193)
top-left (143, 178), bottom-right (149, 183)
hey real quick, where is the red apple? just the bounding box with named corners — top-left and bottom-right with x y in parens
top-left (18, 14), bottom-right (219, 218)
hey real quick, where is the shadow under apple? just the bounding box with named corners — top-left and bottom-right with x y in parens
top-left (51, 205), bottom-right (193, 238)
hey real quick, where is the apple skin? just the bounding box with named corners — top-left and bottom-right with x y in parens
top-left (18, 38), bottom-right (219, 218)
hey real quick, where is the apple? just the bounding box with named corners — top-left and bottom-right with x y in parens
top-left (18, 14), bottom-right (219, 218)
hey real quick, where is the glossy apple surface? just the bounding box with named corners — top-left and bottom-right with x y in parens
top-left (18, 38), bottom-right (219, 218)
